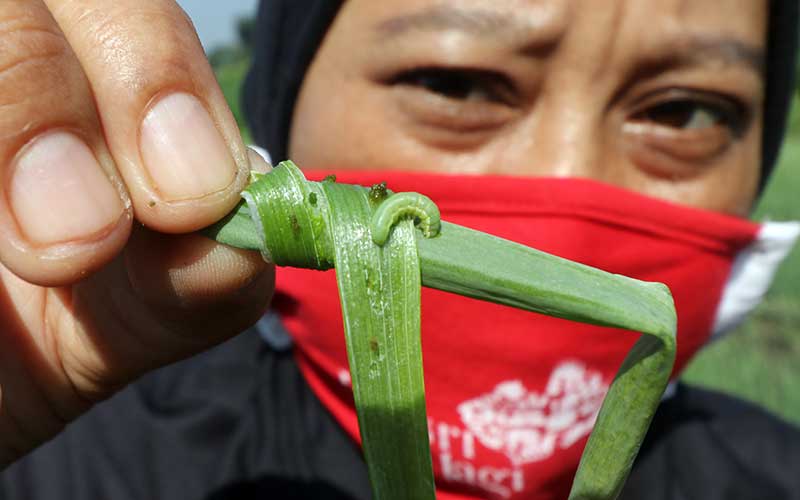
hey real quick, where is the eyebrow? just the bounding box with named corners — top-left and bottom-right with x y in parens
top-left (375, 6), bottom-right (765, 76)
top-left (375, 5), bottom-right (525, 40)
top-left (677, 36), bottom-right (765, 75)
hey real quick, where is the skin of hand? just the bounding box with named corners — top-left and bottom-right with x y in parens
top-left (0, 0), bottom-right (274, 467)
top-left (290, 0), bottom-right (767, 217)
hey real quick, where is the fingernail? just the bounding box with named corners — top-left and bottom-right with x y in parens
top-left (140, 93), bottom-right (236, 201)
top-left (9, 132), bottom-right (124, 245)
top-left (247, 147), bottom-right (272, 175)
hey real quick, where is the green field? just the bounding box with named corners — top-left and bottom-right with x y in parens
top-left (215, 59), bottom-right (800, 425)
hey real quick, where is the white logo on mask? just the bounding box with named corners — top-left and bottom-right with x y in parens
top-left (456, 361), bottom-right (608, 466)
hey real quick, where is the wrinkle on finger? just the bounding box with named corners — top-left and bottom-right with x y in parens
top-left (125, 226), bottom-right (273, 310)
top-left (52, 2), bottom-right (199, 90)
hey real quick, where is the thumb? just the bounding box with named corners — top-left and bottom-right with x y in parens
top-left (63, 226), bottom-right (274, 395)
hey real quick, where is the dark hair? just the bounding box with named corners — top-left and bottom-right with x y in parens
top-left (243, 0), bottom-right (342, 164)
top-left (762, 0), bottom-right (799, 188)
top-left (243, 0), bottom-right (798, 189)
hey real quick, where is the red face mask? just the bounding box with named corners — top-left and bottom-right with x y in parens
top-left (266, 169), bottom-right (798, 500)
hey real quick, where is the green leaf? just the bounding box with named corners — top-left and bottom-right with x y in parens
top-left (206, 161), bottom-right (677, 500)
top-left (324, 181), bottom-right (435, 499)
top-left (416, 223), bottom-right (676, 500)
top-left (231, 162), bottom-right (434, 499)
top-left (202, 200), bottom-right (262, 251)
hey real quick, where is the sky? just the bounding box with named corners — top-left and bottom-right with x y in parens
top-left (175, 0), bottom-right (259, 51)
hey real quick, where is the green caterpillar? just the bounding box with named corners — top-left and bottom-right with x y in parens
top-left (371, 192), bottom-right (441, 246)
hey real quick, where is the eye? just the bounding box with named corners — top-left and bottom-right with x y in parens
top-left (391, 67), bottom-right (516, 105)
top-left (623, 88), bottom-right (753, 172)
top-left (631, 91), bottom-right (747, 137)
top-left (384, 66), bottom-right (521, 148)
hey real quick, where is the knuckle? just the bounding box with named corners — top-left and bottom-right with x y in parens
top-left (0, 13), bottom-right (71, 85)
top-left (0, 7), bottom-right (86, 150)
top-left (68, 4), bottom-right (203, 91)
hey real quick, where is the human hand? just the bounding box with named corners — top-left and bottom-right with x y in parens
top-left (0, 0), bottom-right (275, 467)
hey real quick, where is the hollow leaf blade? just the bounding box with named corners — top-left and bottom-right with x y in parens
top-left (207, 161), bottom-right (677, 500)
top-left (323, 181), bottom-right (435, 499)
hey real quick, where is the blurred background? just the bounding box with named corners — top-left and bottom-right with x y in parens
top-left (177, 0), bottom-right (800, 425)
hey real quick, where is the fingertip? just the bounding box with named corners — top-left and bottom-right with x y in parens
top-left (0, 208), bottom-right (133, 288)
top-left (247, 146), bottom-right (273, 175)
top-left (125, 228), bottom-right (274, 311)
top-left (9, 132), bottom-right (128, 246)
top-left (130, 154), bottom-right (250, 235)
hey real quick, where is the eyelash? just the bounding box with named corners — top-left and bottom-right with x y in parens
top-left (393, 69), bottom-right (748, 132)
top-left (389, 67), bottom-right (517, 106)
top-left (630, 89), bottom-right (749, 136)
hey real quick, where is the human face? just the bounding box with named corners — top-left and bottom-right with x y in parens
top-left (289, 0), bottom-right (767, 216)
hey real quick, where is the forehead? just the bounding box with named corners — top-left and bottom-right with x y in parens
top-left (342, 0), bottom-right (767, 50)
